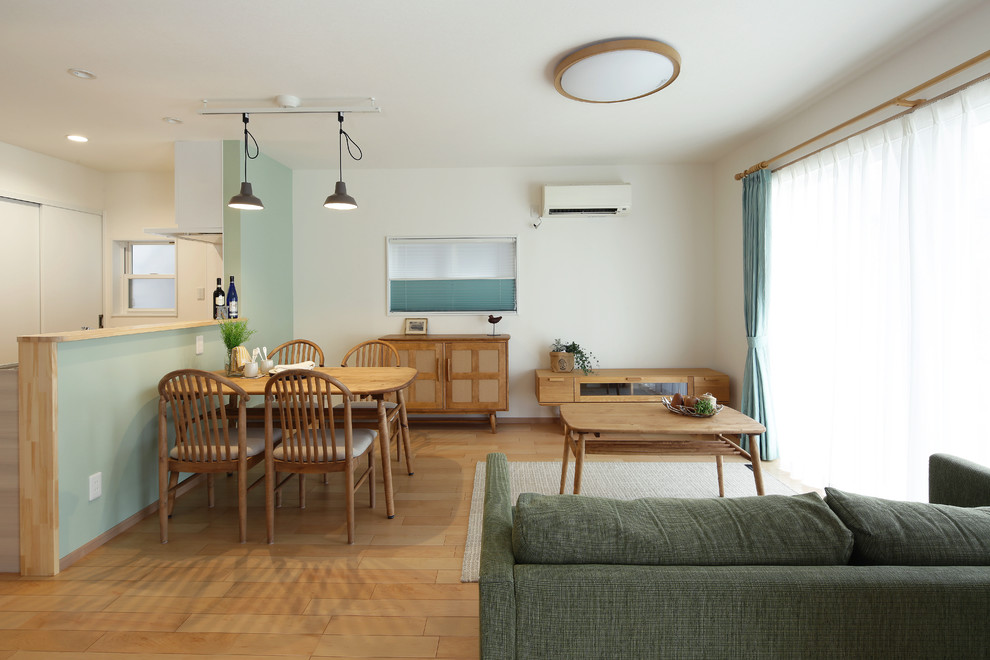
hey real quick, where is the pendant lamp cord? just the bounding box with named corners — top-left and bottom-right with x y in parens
top-left (336, 112), bottom-right (363, 182)
top-left (241, 113), bottom-right (260, 180)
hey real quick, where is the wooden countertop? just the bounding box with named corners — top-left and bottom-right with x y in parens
top-left (17, 319), bottom-right (220, 344)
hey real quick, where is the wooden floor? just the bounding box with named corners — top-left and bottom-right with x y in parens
top-left (0, 421), bottom-right (812, 659)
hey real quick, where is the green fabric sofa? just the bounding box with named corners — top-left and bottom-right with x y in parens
top-left (479, 452), bottom-right (990, 659)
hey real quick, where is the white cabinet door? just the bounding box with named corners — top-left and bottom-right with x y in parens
top-left (40, 206), bottom-right (103, 333)
top-left (0, 197), bottom-right (41, 364)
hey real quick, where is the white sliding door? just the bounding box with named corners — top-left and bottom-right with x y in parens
top-left (0, 197), bottom-right (41, 365)
top-left (40, 206), bottom-right (103, 333)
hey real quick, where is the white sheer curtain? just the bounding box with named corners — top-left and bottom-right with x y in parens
top-left (768, 79), bottom-right (990, 501)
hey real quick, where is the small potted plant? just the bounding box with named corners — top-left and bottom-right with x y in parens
top-left (218, 318), bottom-right (256, 376)
top-left (550, 338), bottom-right (598, 375)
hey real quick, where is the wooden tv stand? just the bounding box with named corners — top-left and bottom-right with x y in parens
top-left (535, 368), bottom-right (729, 406)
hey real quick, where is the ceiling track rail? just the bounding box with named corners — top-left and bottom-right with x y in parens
top-left (198, 96), bottom-right (381, 115)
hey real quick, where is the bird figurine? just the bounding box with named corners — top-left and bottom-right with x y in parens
top-left (487, 315), bottom-right (503, 336)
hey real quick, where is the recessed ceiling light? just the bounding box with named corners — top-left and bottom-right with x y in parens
top-left (66, 135), bottom-right (89, 143)
top-left (67, 68), bottom-right (97, 80)
top-left (554, 38), bottom-right (681, 103)
top-left (162, 117), bottom-right (183, 125)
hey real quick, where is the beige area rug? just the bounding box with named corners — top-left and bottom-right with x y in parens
top-left (461, 460), bottom-right (798, 582)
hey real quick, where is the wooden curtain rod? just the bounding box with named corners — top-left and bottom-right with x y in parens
top-left (734, 48), bottom-right (990, 180)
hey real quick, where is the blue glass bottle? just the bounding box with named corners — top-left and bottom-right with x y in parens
top-left (227, 276), bottom-right (239, 319)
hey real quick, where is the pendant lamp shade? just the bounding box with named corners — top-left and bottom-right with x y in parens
top-left (228, 182), bottom-right (265, 210)
top-left (324, 181), bottom-right (357, 210)
top-left (228, 113), bottom-right (264, 210)
top-left (325, 112), bottom-right (362, 211)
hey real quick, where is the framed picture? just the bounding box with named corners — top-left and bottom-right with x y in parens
top-left (404, 318), bottom-right (428, 335)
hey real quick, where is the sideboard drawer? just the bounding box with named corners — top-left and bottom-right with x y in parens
top-left (693, 375), bottom-right (730, 402)
top-left (536, 374), bottom-right (574, 403)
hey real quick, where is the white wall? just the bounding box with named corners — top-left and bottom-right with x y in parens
top-left (0, 141), bottom-right (105, 212)
top-left (103, 172), bottom-right (222, 327)
top-left (293, 163), bottom-right (715, 418)
top-left (710, 2), bottom-right (990, 402)
top-left (0, 141), bottom-right (221, 333)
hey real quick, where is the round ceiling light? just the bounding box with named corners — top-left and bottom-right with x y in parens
top-left (66, 135), bottom-right (89, 142)
top-left (67, 68), bottom-right (97, 80)
top-left (554, 38), bottom-right (681, 103)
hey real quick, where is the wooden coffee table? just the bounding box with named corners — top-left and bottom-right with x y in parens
top-left (558, 402), bottom-right (768, 496)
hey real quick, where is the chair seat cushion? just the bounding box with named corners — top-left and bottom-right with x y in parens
top-left (512, 491), bottom-right (853, 566)
top-left (825, 487), bottom-right (990, 565)
top-left (273, 428), bottom-right (376, 462)
top-left (169, 427), bottom-right (277, 460)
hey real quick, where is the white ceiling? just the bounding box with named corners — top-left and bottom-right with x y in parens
top-left (0, 0), bottom-right (979, 173)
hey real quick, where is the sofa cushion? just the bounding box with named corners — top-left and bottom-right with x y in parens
top-left (511, 491), bottom-right (852, 566)
top-left (825, 487), bottom-right (990, 565)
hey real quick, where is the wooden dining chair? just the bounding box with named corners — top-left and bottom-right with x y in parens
top-left (264, 369), bottom-right (376, 544)
top-left (158, 369), bottom-right (276, 543)
top-left (339, 340), bottom-right (413, 475)
top-left (269, 339), bottom-right (325, 367)
top-left (341, 340), bottom-right (400, 369)
top-left (244, 339), bottom-right (326, 424)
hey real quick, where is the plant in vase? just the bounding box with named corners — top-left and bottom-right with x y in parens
top-left (550, 338), bottom-right (598, 375)
top-left (218, 318), bottom-right (256, 376)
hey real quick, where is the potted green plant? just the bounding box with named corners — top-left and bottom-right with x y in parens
top-left (550, 338), bottom-right (598, 375)
top-left (218, 318), bottom-right (256, 376)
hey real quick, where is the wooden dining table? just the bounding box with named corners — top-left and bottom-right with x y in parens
top-left (214, 366), bottom-right (418, 519)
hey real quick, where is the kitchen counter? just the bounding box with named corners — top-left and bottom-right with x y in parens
top-left (16, 319), bottom-right (227, 576)
top-left (18, 319), bottom-right (220, 344)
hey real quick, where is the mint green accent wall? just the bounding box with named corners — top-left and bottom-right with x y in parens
top-left (222, 140), bottom-right (242, 299)
top-left (222, 140), bottom-right (293, 351)
top-left (56, 328), bottom-right (226, 557)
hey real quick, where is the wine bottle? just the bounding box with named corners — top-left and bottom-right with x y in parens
top-left (227, 276), bottom-right (239, 319)
top-left (212, 277), bottom-right (226, 319)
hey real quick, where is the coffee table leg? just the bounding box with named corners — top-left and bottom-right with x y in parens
top-left (559, 431), bottom-right (570, 495)
top-left (750, 434), bottom-right (765, 496)
top-left (574, 433), bottom-right (586, 495)
top-left (715, 454), bottom-right (725, 497)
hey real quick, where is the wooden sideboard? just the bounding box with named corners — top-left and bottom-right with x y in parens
top-left (380, 334), bottom-right (509, 432)
top-left (535, 368), bottom-right (729, 406)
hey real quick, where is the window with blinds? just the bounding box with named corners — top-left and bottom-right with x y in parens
top-left (387, 237), bottom-right (517, 313)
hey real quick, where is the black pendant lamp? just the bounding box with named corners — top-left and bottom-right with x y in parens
top-left (324, 112), bottom-right (362, 210)
top-left (228, 113), bottom-right (264, 210)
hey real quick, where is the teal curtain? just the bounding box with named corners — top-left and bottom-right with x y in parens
top-left (740, 169), bottom-right (777, 460)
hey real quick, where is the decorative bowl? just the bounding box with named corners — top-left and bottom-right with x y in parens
top-left (662, 397), bottom-right (723, 418)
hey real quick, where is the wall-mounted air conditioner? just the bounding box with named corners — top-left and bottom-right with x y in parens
top-left (542, 184), bottom-right (632, 218)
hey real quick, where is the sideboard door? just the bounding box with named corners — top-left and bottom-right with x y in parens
top-left (394, 341), bottom-right (443, 412)
top-left (445, 341), bottom-right (508, 411)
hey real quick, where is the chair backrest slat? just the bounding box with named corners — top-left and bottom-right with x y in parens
top-left (159, 369), bottom-right (247, 464)
top-left (270, 339), bottom-right (325, 367)
top-left (267, 370), bottom-right (352, 465)
top-left (341, 340), bottom-right (399, 368)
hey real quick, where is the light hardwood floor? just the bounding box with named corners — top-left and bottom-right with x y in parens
top-left (0, 421), bottom-right (813, 659)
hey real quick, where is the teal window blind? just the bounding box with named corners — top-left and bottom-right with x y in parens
top-left (388, 237), bottom-right (517, 313)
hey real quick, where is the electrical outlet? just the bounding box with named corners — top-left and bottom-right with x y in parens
top-left (196, 287), bottom-right (206, 300)
top-left (195, 335), bottom-right (204, 355)
top-left (88, 472), bottom-right (102, 501)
